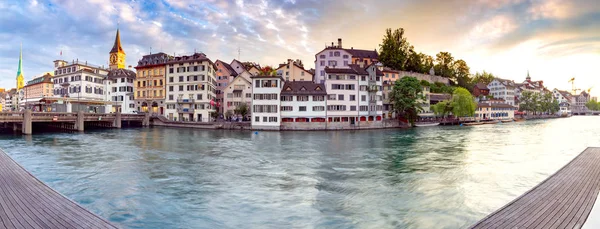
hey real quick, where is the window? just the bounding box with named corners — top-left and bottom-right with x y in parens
top-left (319, 54), bottom-right (326, 59)
top-left (361, 95), bottom-right (366, 101)
top-left (343, 55), bottom-right (349, 59)
top-left (334, 51), bottom-right (340, 56)
top-left (328, 60), bottom-right (337, 67)
top-left (299, 106), bottom-right (307, 112)
top-left (281, 96), bottom-right (293, 101)
top-left (344, 61), bottom-right (348, 66)
top-left (269, 117), bottom-right (278, 122)
top-left (350, 95), bottom-right (356, 101)
top-left (281, 106), bottom-right (293, 111)
top-left (327, 105), bottom-right (346, 111)
top-left (297, 96), bottom-right (309, 101)
top-left (255, 116), bottom-right (260, 122)
top-left (345, 84), bottom-right (355, 90)
top-left (179, 76), bottom-right (184, 82)
top-left (313, 96), bottom-right (324, 101)
top-left (246, 93), bottom-right (251, 98)
top-left (328, 94), bottom-right (336, 100)
top-left (179, 85), bottom-right (184, 91)
top-left (320, 61), bottom-right (325, 66)
top-left (263, 117), bottom-right (268, 122)
top-left (169, 95), bottom-right (173, 100)
top-left (169, 68), bottom-right (174, 74)
top-left (338, 95), bottom-right (344, 101)
top-left (350, 106), bottom-right (357, 111)
top-left (320, 71), bottom-right (325, 76)
top-left (360, 106), bottom-right (369, 111)
top-left (313, 106), bottom-right (325, 111)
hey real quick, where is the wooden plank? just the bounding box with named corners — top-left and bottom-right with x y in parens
top-left (0, 149), bottom-right (118, 229)
top-left (470, 147), bottom-right (600, 229)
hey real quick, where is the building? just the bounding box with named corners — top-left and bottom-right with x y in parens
top-left (222, 71), bottom-right (252, 120)
top-left (134, 52), bottom-right (172, 115)
top-left (22, 73), bottom-right (53, 111)
top-left (313, 38), bottom-right (378, 83)
top-left (487, 78), bottom-right (516, 106)
top-left (573, 91), bottom-right (590, 115)
top-left (473, 83), bottom-right (490, 97)
top-left (106, 69), bottom-right (136, 113)
top-left (164, 52), bottom-right (217, 122)
top-left (109, 29), bottom-right (126, 70)
top-left (215, 60), bottom-right (238, 114)
top-left (475, 99), bottom-right (516, 120)
top-left (280, 81), bottom-right (327, 126)
top-left (51, 59), bottom-right (110, 112)
top-left (4, 89), bottom-right (16, 111)
top-left (276, 59), bottom-right (313, 82)
top-left (251, 75), bottom-right (283, 130)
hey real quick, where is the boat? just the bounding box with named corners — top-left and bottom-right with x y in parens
top-left (414, 122), bottom-right (440, 127)
top-left (463, 122), bottom-right (484, 126)
top-left (483, 120), bottom-right (500, 124)
top-left (501, 119), bottom-right (513, 123)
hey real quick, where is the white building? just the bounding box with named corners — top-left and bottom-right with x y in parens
top-left (475, 99), bottom-right (516, 120)
top-left (280, 81), bottom-right (327, 123)
top-left (222, 71), bottom-right (253, 120)
top-left (487, 78), bottom-right (516, 106)
top-left (165, 53), bottom-right (217, 122)
top-left (251, 75), bottom-right (283, 130)
top-left (314, 38), bottom-right (378, 83)
top-left (51, 60), bottom-right (110, 113)
top-left (106, 68), bottom-right (136, 113)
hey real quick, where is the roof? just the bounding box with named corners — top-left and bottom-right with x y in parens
top-left (136, 53), bottom-right (173, 68)
top-left (430, 93), bottom-right (451, 101)
top-left (474, 83), bottom-right (489, 90)
top-left (477, 102), bottom-right (516, 108)
top-left (324, 64), bottom-right (370, 75)
top-left (216, 60), bottom-right (238, 77)
top-left (281, 81), bottom-right (327, 95)
top-left (110, 29), bottom-right (123, 53)
top-left (250, 75), bottom-right (284, 81)
top-left (169, 52), bottom-right (210, 64)
top-left (26, 74), bottom-right (52, 86)
top-left (346, 48), bottom-right (378, 59)
top-left (107, 68), bottom-right (136, 80)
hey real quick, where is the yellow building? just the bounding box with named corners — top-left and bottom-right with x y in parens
top-left (134, 53), bottom-right (173, 115)
top-left (109, 29), bottom-right (126, 70)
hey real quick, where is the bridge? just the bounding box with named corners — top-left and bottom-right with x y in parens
top-left (0, 110), bottom-right (148, 135)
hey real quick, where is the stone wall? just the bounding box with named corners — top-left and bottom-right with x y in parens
top-left (280, 119), bottom-right (406, 130)
top-left (398, 71), bottom-right (450, 85)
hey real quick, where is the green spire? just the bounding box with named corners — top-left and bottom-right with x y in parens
top-left (16, 43), bottom-right (23, 79)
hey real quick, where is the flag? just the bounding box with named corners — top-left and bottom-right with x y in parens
top-left (60, 50), bottom-right (62, 56)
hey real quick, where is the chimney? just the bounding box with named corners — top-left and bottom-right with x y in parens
top-left (338, 38), bottom-right (342, 48)
top-left (331, 42), bottom-right (334, 47)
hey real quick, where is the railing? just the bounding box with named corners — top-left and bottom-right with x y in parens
top-left (177, 98), bottom-right (195, 104)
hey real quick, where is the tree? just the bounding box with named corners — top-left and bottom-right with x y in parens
top-left (379, 28), bottom-right (411, 71)
top-left (472, 71), bottom-right (495, 86)
top-left (258, 66), bottom-right (277, 76)
top-left (210, 111), bottom-right (219, 121)
top-left (451, 87), bottom-right (476, 117)
top-left (519, 91), bottom-right (534, 114)
top-left (549, 100), bottom-right (560, 114)
top-left (586, 100), bottom-right (599, 111)
top-left (434, 52), bottom-right (455, 79)
top-left (224, 110), bottom-right (233, 120)
top-left (540, 93), bottom-right (554, 114)
top-left (389, 76), bottom-right (424, 125)
top-left (453, 59), bottom-right (471, 89)
top-left (432, 100), bottom-right (452, 117)
top-left (405, 46), bottom-right (422, 72)
top-left (419, 53), bottom-right (434, 74)
top-left (234, 103), bottom-right (249, 119)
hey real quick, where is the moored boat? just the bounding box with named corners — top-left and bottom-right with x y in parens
top-left (501, 119), bottom-right (513, 123)
top-left (483, 120), bottom-right (500, 124)
top-left (463, 122), bottom-right (484, 126)
top-left (414, 122), bottom-right (440, 127)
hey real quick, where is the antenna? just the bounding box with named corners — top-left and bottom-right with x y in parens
top-left (150, 47), bottom-right (152, 54)
top-left (238, 47), bottom-right (241, 60)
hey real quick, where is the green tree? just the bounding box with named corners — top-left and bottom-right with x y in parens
top-left (586, 100), bottom-right (599, 111)
top-left (432, 100), bottom-right (453, 117)
top-left (549, 100), bottom-right (560, 114)
top-left (379, 28), bottom-right (411, 70)
top-left (453, 59), bottom-right (471, 89)
top-left (419, 80), bottom-right (430, 87)
top-left (405, 46), bottom-right (422, 72)
top-left (389, 76), bottom-right (424, 125)
top-left (225, 110), bottom-right (233, 120)
top-left (472, 71), bottom-right (495, 86)
top-left (234, 103), bottom-right (249, 119)
top-left (451, 87), bottom-right (476, 117)
top-left (540, 93), bottom-right (553, 114)
top-left (434, 52), bottom-right (455, 79)
top-left (419, 53), bottom-right (434, 74)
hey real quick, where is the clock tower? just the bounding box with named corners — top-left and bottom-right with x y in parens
top-left (109, 28), bottom-right (126, 70)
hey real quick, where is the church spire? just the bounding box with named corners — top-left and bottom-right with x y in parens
top-left (16, 43), bottom-right (24, 90)
top-left (110, 28), bottom-right (124, 53)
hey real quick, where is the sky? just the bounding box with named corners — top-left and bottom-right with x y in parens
top-left (1, 0), bottom-right (599, 95)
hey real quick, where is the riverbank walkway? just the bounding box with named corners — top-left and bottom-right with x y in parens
top-left (470, 147), bottom-right (600, 229)
top-left (0, 149), bottom-right (117, 228)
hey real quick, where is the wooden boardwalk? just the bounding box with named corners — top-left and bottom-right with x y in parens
top-left (471, 147), bottom-right (600, 229)
top-left (0, 149), bottom-right (117, 229)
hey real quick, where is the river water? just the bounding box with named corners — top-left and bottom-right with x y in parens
top-left (1, 116), bottom-right (599, 228)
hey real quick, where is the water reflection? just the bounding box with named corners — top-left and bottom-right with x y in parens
top-left (0, 117), bottom-right (599, 228)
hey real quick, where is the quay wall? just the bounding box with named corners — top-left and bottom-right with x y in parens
top-left (280, 119), bottom-right (406, 131)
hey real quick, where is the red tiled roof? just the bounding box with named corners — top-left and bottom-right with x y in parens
top-left (281, 81), bottom-right (327, 95)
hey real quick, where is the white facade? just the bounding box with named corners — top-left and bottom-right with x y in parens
top-left (165, 53), bottom-right (217, 122)
top-left (475, 102), bottom-right (516, 120)
top-left (280, 82), bottom-right (327, 122)
top-left (487, 79), bottom-right (516, 106)
top-left (251, 76), bottom-right (283, 129)
top-left (314, 48), bottom-right (353, 83)
top-left (106, 69), bottom-right (136, 113)
top-left (52, 60), bottom-right (110, 112)
top-left (325, 69), bottom-right (359, 121)
top-left (223, 73), bottom-right (253, 119)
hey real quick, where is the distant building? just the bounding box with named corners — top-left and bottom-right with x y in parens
top-left (51, 59), bottom-right (109, 112)
top-left (164, 52), bottom-right (217, 122)
top-left (473, 83), bottom-right (490, 97)
top-left (22, 73), bottom-right (53, 111)
top-left (106, 68), bottom-right (136, 113)
top-left (487, 78), bottom-right (516, 106)
top-left (573, 91), bottom-right (590, 115)
top-left (215, 60), bottom-right (238, 114)
top-left (276, 59), bottom-right (313, 82)
top-left (134, 52), bottom-right (172, 115)
top-left (222, 71), bottom-right (252, 120)
top-left (251, 75), bottom-right (283, 130)
top-left (475, 100), bottom-right (516, 120)
top-left (313, 38), bottom-right (378, 83)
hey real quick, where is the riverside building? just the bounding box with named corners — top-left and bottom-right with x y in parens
top-left (134, 52), bottom-right (172, 115)
top-left (251, 75), bottom-right (283, 130)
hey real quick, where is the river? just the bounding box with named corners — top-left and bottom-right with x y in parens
top-left (1, 116), bottom-right (599, 228)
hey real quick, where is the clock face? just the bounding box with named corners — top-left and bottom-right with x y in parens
top-left (110, 54), bottom-right (117, 64)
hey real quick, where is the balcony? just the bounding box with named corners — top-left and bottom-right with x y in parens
top-left (177, 107), bottom-right (195, 113)
top-left (368, 84), bottom-right (379, 92)
top-left (177, 98), bottom-right (195, 104)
